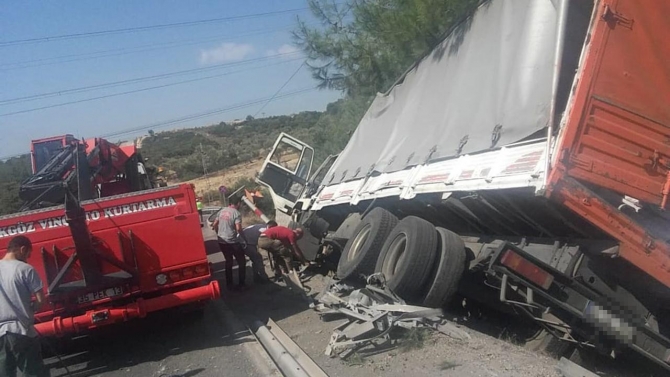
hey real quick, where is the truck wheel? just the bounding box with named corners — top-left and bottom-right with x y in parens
top-left (524, 312), bottom-right (572, 356)
top-left (421, 227), bottom-right (466, 308)
top-left (525, 328), bottom-right (572, 357)
top-left (337, 208), bottom-right (398, 281)
top-left (375, 216), bottom-right (438, 301)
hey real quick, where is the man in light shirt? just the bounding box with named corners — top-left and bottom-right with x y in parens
top-left (0, 235), bottom-right (49, 377)
top-left (211, 196), bottom-right (247, 290)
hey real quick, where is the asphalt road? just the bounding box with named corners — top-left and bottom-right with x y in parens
top-left (44, 225), bottom-right (279, 377)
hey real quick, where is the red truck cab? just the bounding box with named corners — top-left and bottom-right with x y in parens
top-left (0, 183), bottom-right (219, 336)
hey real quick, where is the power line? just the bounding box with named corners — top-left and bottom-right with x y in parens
top-left (0, 87), bottom-right (317, 160)
top-left (0, 51), bottom-right (302, 106)
top-left (0, 7), bottom-right (310, 47)
top-left (253, 61), bottom-right (306, 117)
top-left (0, 23), bottom-right (311, 71)
top-left (0, 56), bottom-right (304, 117)
top-left (101, 87), bottom-right (317, 138)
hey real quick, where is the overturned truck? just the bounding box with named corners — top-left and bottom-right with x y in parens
top-left (258, 0), bottom-right (670, 371)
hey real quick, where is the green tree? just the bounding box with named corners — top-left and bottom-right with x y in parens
top-left (0, 155), bottom-right (31, 215)
top-left (294, 0), bottom-right (480, 96)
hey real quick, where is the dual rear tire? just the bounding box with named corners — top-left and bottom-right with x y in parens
top-left (336, 208), bottom-right (398, 281)
top-left (337, 208), bottom-right (466, 307)
top-left (375, 216), bottom-right (438, 301)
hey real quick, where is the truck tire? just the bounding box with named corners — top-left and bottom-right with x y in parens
top-left (421, 227), bottom-right (466, 308)
top-left (524, 328), bottom-right (571, 357)
top-left (337, 208), bottom-right (398, 281)
top-left (375, 216), bottom-right (438, 301)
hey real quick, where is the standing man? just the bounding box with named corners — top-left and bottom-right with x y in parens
top-left (196, 197), bottom-right (203, 221)
top-left (211, 196), bottom-right (247, 290)
top-left (241, 221), bottom-right (277, 284)
top-left (258, 225), bottom-right (308, 278)
top-left (0, 236), bottom-right (49, 377)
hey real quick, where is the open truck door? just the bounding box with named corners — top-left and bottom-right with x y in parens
top-left (257, 133), bottom-right (314, 214)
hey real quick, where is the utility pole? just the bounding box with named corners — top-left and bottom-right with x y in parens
top-left (199, 143), bottom-right (213, 204)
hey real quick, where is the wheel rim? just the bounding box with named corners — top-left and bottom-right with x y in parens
top-left (348, 223), bottom-right (372, 262)
top-left (383, 232), bottom-right (408, 280)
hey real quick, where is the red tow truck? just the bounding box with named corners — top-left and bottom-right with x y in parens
top-left (0, 135), bottom-right (219, 337)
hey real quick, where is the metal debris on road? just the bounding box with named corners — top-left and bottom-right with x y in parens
top-left (312, 274), bottom-right (470, 359)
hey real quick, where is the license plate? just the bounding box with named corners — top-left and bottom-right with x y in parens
top-left (77, 286), bottom-right (124, 304)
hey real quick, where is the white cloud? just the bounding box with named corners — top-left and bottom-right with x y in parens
top-left (200, 43), bottom-right (254, 64)
top-left (266, 44), bottom-right (300, 58)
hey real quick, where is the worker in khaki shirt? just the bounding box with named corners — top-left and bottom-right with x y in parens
top-left (0, 236), bottom-right (49, 377)
top-left (258, 225), bottom-right (307, 278)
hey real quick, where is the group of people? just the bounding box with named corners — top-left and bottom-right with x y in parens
top-left (0, 196), bottom-right (305, 377)
top-left (211, 196), bottom-right (308, 290)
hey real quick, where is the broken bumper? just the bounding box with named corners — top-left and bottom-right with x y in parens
top-left (35, 280), bottom-right (220, 337)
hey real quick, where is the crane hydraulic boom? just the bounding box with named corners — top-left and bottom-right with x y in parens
top-left (20, 135), bottom-right (152, 210)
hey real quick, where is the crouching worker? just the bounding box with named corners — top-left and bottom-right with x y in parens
top-left (257, 225), bottom-right (307, 278)
top-left (0, 235), bottom-right (50, 377)
top-left (241, 221), bottom-right (278, 284)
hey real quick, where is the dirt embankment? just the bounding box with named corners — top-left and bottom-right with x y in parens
top-left (182, 158), bottom-right (265, 200)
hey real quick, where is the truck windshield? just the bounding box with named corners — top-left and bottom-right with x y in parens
top-left (269, 138), bottom-right (303, 173)
top-left (32, 139), bottom-right (67, 173)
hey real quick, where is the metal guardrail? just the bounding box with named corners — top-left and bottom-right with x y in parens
top-left (252, 319), bottom-right (328, 377)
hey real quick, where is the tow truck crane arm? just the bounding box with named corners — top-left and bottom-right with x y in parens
top-left (19, 136), bottom-right (150, 210)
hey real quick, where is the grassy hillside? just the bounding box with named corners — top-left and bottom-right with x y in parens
top-left (141, 97), bottom-right (369, 182)
top-left (0, 155), bottom-right (32, 215)
top-left (142, 111), bottom-right (323, 181)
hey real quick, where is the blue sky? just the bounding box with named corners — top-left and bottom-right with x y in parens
top-left (0, 1), bottom-right (341, 157)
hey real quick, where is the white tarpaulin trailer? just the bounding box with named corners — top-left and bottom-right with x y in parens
top-left (324, 0), bottom-right (563, 186)
top-left (259, 0), bottom-right (596, 212)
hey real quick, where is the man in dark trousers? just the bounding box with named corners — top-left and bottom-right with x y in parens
top-left (211, 196), bottom-right (247, 290)
top-left (0, 236), bottom-right (49, 377)
top-left (241, 221), bottom-right (277, 284)
top-left (258, 225), bottom-right (308, 278)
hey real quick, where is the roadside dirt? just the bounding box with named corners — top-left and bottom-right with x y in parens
top-left (223, 266), bottom-right (668, 377)
top-left (183, 158), bottom-right (265, 199)
top-left (220, 258), bottom-right (566, 377)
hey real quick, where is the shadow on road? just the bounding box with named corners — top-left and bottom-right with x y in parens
top-left (41, 224), bottom-right (289, 377)
top-left (43, 298), bottom-right (248, 377)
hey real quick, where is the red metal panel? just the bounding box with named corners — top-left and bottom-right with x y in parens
top-left (553, 178), bottom-right (670, 288)
top-left (548, 0), bottom-right (670, 289)
top-left (34, 281), bottom-right (220, 337)
top-left (556, 0), bottom-right (670, 207)
top-left (0, 184), bottom-right (210, 317)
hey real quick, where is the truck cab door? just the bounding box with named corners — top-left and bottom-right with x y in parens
top-left (257, 133), bottom-right (314, 214)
